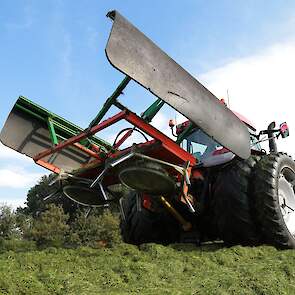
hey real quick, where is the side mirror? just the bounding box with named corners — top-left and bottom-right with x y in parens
top-left (168, 119), bottom-right (176, 128)
top-left (169, 119), bottom-right (177, 137)
top-left (280, 122), bottom-right (289, 138)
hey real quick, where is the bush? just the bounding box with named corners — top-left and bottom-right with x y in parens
top-left (0, 238), bottom-right (36, 252)
top-left (25, 204), bottom-right (69, 247)
top-left (15, 212), bottom-right (34, 238)
top-left (68, 210), bottom-right (122, 248)
top-left (96, 210), bottom-right (122, 247)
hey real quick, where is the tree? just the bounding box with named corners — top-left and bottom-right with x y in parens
top-left (0, 204), bottom-right (19, 239)
top-left (25, 204), bottom-right (69, 247)
top-left (18, 174), bottom-right (79, 218)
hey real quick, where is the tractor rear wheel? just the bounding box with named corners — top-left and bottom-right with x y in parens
top-left (119, 191), bottom-right (180, 245)
top-left (213, 156), bottom-right (261, 246)
top-left (253, 153), bottom-right (295, 249)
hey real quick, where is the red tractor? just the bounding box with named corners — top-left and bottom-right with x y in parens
top-left (1, 11), bottom-right (294, 248)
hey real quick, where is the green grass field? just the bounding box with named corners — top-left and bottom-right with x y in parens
top-left (0, 243), bottom-right (294, 295)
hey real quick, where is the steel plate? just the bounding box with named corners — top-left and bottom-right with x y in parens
top-left (105, 10), bottom-right (250, 159)
top-left (0, 106), bottom-right (91, 172)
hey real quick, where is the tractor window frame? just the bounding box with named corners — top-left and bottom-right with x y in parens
top-left (180, 127), bottom-right (222, 161)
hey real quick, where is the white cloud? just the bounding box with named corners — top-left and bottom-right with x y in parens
top-left (0, 200), bottom-right (25, 210)
top-left (199, 41), bottom-right (295, 157)
top-left (0, 143), bottom-right (32, 163)
top-left (0, 167), bottom-right (42, 189)
top-left (151, 112), bottom-right (171, 136)
top-left (0, 144), bottom-right (44, 189)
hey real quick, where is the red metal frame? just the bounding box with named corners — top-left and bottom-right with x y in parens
top-left (33, 108), bottom-right (196, 174)
top-left (33, 111), bottom-right (126, 161)
top-left (73, 143), bottom-right (101, 159)
top-left (113, 129), bottom-right (133, 149)
top-left (36, 159), bottom-right (61, 174)
top-left (125, 112), bottom-right (196, 165)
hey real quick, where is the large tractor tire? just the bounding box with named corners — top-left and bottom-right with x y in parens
top-left (213, 156), bottom-right (261, 246)
top-left (253, 153), bottom-right (295, 249)
top-left (119, 191), bottom-right (181, 245)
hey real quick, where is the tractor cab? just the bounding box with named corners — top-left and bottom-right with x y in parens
top-left (175, 122), bottom-right (235, 167)
top-left (175, 112), bottom-right (263, 167)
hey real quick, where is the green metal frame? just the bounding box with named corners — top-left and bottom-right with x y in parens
top-left (15, 96), bottom-right (111, 152)
top-left (141, 98), bottom-right (165, 123)
top-left (14, 76), bottom-right (180, 156)
top-left (47, 118), bottom-right (58, 145)
top-left (88, 76), bottom-right (131, 128)
top-left (176, 123), bottom-right (195, 145)
top-left (88, 76), bottom-right (165, 128)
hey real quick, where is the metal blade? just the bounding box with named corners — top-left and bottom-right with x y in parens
top-left (0, 98), bottom-right (91, 172)
top-left (105, 11), bottom-right (250, 159)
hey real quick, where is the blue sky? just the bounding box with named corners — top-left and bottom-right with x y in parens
top-left (1, 0), bottom-right (295, 208)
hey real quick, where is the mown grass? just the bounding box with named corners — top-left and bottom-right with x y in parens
top-left (0, 243), bottom-right (294, 294)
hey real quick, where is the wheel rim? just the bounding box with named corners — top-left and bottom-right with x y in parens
top-left (278, 168), bottom-right (295, 236)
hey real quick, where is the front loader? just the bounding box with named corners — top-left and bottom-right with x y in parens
top-left (1, 11), bottom-right (294, 249)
